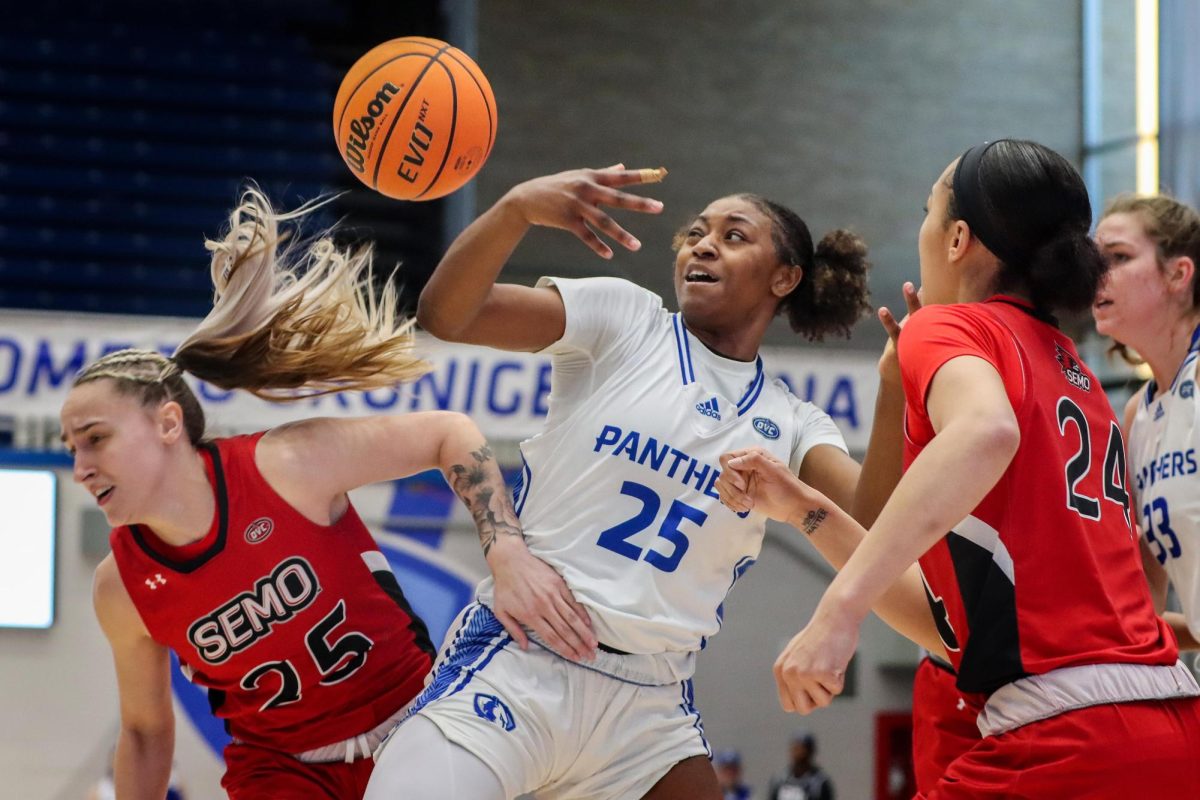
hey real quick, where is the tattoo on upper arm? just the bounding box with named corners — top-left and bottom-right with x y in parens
top-left (800, 508), bottom-right (828, 536)
top-left (449, 445), bottom-right (524, 555)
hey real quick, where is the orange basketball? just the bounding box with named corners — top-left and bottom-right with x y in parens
top-left (333, 37), bottom-right (497, 201)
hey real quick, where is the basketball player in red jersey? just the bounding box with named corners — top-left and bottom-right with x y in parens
top-left (718, 140), bottom-right (1200, 797)
top-left (60, 188), bottom-right (595, 800)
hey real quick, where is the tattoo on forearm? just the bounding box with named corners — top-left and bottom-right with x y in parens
top-left (800, 508), bottom-right (828, 536)
top-left (449, 445), bottom-right (524, 556)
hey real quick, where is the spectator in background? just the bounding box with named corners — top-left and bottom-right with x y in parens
top-left (714, 749), bottom-right (752, 800)
top-left (766, 731), bottom-right (834, 800)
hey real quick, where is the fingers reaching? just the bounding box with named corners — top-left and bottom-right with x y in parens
top-left (571, 221), bottom-right (614, 259)
top-left (878, 306), bottom-right (902, 341)
top-left (902, 281), bottom-right (923, 316)
top-left (878, 281), bottom-right (923, 343)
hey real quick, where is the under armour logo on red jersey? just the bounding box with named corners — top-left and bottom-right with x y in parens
top-left (145, 573), bottom-right (167, 590)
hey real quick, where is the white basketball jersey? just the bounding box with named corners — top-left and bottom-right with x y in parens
top-left (1129, 327), bottom-right (1200, 638)
top-left (476, 277), bottom-right (846, 655)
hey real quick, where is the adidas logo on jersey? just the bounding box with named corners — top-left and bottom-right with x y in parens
top-left (695, 397), bottom-right (721, 420)
top-left (1155, 403), bottom-right (1166, 421)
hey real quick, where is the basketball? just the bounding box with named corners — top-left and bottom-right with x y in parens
top-left (333, 37), bottom-right (497, 201)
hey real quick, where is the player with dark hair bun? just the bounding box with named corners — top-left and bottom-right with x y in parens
top-left (366, 165), bottom-right (877, 800)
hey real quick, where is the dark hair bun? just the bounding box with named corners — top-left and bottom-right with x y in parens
top-left (782, 229), bottom-right (871, 341)
top-left (1024, 228), bottom-right (1105, 313)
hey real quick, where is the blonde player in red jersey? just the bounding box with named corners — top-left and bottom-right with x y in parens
top-left (61, 187), bottom-right (593, 800)
top-left (719, 140), bottom-right (1200, 798)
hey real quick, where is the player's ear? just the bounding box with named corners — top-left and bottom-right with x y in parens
top-left (771, 265), bottom-right (803, 299)
top-left (157, 401), bottom-right (186, 445)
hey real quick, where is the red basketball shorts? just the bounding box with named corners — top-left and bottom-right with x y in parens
top-left (919, 697), bottom-right (1200, 799)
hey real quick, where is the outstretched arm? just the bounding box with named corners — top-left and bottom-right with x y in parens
top-left (722, 356), bottom-right (1016, 713)
top-left (779, 356), bottom-right (1018, 713)
top-left (93, 556), bottom-right (175, 800)
top-left (717, 448), bottom-right (945, 656)
top-left (851, 282), bottom-right (923, 526)
top-left (259, 412), bottom-right (597, 660)
top-left (416, 166), bottom-right (665, 351)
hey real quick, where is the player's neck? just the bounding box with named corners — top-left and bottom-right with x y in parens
top-left (137, 449), bottom-right (217, 547)
top-left (682, 316), bottom-right (766, 363)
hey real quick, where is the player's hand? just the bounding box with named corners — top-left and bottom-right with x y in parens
top-left (504, 165), bottom-right (666, 259)
top-left (773, 606), bottom-right (860, 714)
top-left (877, 281), bottom-right (922, 385)
top-left (716, 448), bottom-right (829, 527)
top-left (486, 538), bottom-right (597, 661)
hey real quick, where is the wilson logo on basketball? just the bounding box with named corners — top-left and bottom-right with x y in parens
top-left (343, 81), bottom-right (401, 174)
top-left (244, 517), bottom-right (274, 544)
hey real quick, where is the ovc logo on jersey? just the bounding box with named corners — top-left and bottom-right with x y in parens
top-left (695, 397), bottom-right (721, 420)
top-left (1182, 380), bottom-right (1195, 399)
top-left (1055, 343), bottom-right (1092, 392)
top-left (473, 692), bottom-right (516, 731)
top-left (752, 417), bottom-right (780, 440)
top-left (244, 517), bottom-right (274, 544)
top-left (187, 556), bottom-right (321, 665)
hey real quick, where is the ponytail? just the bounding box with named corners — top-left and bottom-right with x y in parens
top-left (175, 186), bottom-right (428, 399)
top-left (783, 229), bottom-right (872, 341)
top-left (1004, 228), bottom-right (1106, 314)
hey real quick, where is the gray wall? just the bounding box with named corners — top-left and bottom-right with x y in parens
top-left (472, 2), bottom-right (1083, 796)
top-left (476, 1), bottom-right (1083, 354)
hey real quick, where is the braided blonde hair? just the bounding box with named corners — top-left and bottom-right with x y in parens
top-left (171, 185), bottom-right (428, 399)
top-left (74, 349), bottom-right (206, 445)
top-left (72, 187), bottom-right (431, 441)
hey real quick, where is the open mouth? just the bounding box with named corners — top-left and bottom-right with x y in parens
top-left (685, 271), bottom-right (718, 284)
top-left (96, 487), bottom-right (114, 506)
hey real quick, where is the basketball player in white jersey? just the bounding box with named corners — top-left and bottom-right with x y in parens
top-left (1094, 194), bottom-right (1200, 648)
top-left (363, 166), bottom-right (874, 800)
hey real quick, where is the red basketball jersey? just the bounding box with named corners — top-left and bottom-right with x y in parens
top-left (899, 297), bottom-right (1176, 694)
top-left (109, 433), bottom-right (434, 753)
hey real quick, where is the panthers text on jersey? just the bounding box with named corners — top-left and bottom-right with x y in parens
top-left (1129, 325), bottom-right (1200, 638)
top-left (476, 277), bottom-right (847, 656)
